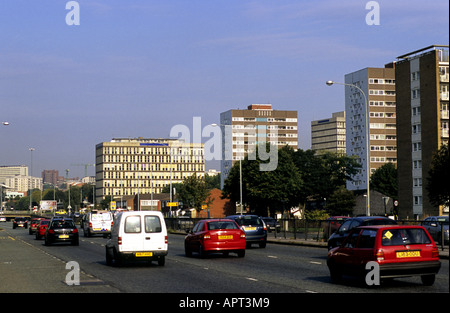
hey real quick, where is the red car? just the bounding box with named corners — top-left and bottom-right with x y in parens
top-left (35, 219), bottom-right (50, 240)
top-left (327, 225), bottom-right (441, 286)
top-left (185, 219), bottom-right (246, 258)
top-left (29, 218), bottom-right (43, 235)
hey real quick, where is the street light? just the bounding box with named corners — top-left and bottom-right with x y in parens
top-left (326, 80), bottom-right (371, 216)
top-left (211, 123), bottom-right (243, 214)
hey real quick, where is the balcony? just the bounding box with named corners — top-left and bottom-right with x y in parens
top-left (441, 92), bottom-right (449, 101)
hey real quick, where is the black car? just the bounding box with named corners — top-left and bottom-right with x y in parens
top-left (261, 217), bottom-right (281, 233)
top-left (226, 215), bottom-right (267, 248)
top-left (44, 217), bottom-right (79, 246)
top-left (327, 216), bottom-right (397, 250)
top-left (13, 217), bottom-right (28, 229)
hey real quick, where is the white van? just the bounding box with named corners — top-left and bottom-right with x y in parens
top-left (105, 211), bottom-right (168, 266)
top-left (83, 211), bottom-right (114, 238)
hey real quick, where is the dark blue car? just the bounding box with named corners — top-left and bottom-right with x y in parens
top-left (226, 215), bottom-right (267, 248)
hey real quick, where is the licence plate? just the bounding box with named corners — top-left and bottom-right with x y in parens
top-left (136, 252), bottom-right (153, 257)
top-left (219, 235), bottom-right (233, 240)
top-left (59, 234), bottom-right (69, 239)
top-left (396, 251), bottom-right (420, 258)
top-left (244, 227), bottom-right (256, 231)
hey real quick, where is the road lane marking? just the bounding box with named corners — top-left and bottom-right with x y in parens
top-left (268, 255), bottom-right (278, 259)
top-left (246, 277), bottom-right (258, 282)
top-left (309, 261), bottom-right (322, 265)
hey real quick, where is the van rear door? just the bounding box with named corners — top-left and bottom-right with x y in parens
top-left (143, 214), bottom-right (167, 252)
top-left (121, 214), bottom-right (145, 252)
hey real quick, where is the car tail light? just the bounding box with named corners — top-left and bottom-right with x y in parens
top-left (111, 221), bottom-right (114, 228)
top-left (72, 228), bottom-right (78, 234)
top-left (48, 229), bottom-right (55, 234)
top-left (376, 249), bottom-right (384, 261)
top-left (165, 236), bottom-right (168, 244)
top-left (118, 236), bottom-right (122, 245)
top-left (240, 232), bottom-right (246, 239)
top-left (89, 223), bottom-right (92, 228)
top-left (432, 247), bottom-right (439, 258)
top-left (203, 233), bottom-right (211, 240)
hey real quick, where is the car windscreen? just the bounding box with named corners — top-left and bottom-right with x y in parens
top-left (207, 221), bottom-right (239, 230)
top-left (234, 216), bottom-right (262, 226)
top-left (437, 217), bottom-right (449, 225)
top-left (381, 228), bottom-right (432, 246)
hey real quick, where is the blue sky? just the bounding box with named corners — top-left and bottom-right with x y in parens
top-left (0, 0), bottom-right (448, 178)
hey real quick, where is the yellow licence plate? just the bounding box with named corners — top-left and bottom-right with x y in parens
top-left (59, 234), bottom-right (69, 239)
top-left (219, 235), bottom-right (233, 240)
top-left (244, 227), bottom-right (256, 231)
top-left (136, 252), bottom-right (153, 257)
top-left (396, 251), bottom-right (420, 258)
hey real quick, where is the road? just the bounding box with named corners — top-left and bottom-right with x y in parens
top-left (1, 223), bottom-right (448, 297)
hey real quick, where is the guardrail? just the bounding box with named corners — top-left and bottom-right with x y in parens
top-left (164, 217), bottom-right (448, 251)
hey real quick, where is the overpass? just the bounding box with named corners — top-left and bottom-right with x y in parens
top-left (0, 211), bottom-right (47, 221)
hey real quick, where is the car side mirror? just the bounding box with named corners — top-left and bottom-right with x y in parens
top-left (430, 223), bottom-right (437, 227)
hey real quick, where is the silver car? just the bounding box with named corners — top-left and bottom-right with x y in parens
top-left (422, 216), bottom-right (449, 244)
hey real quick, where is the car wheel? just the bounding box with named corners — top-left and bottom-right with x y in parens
top-left (421, 274), bottom-right (436, 286)
top-left (237, 250), bottom-right (245, 258)
top-left (328, 265), bottom-right (342, 283)
top-left (259, 240), bottom-right (267, 248)
top-left (106, 247), bottom-right (113, 266)
top-left (158, 256), bottom-right (165, 266)
top-left (184, 243), bottom-right (192, 257)
top-left (72, 238), bottom-right (79, 246)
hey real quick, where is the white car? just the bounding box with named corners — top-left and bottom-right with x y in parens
top-left (105, 211), bottom-right (168, 266)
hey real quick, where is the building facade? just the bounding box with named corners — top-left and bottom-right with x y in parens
top-left (95, 138), bottom-right (205, 204)
top-left (220, 104), bottom-right (298, 188)
top-left (311, 111), bottom-right (346, 155)
top-left (396, 45), bottom-right (449, 218)
top-left (5, 175), bottom-right (42, 194)
top-left (0, 165), bottom-right (28, 185)
top-left (345, 65), bottom-right (397, 191)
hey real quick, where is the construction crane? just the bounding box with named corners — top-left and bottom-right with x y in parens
top-left (71, 163), bottom-right (95, 177)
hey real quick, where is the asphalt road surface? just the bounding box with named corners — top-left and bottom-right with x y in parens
top-left (1, 223), bottom-right (448, 298)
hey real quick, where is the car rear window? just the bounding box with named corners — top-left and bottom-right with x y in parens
top-left (364, 218), bottom-right (397, 226)
top-left (381, 228), bottom-right (432, 246)
top-left (234, 216), bottom-right (262, 226)
top-left (91, 213), bottom-right (112, 221)
top-left (51, 220), bottom-right (75, 228)
top-left (144, 216), bottom-right (162, 233)
top-left (207, 221), bottom-right (239, 230)
top-left (125, 216), bottom-right (141, 233)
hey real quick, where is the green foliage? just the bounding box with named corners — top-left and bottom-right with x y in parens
top-left (324, 187), bottom-right (355, 216)
top-left (370, 162), bottom-right (398, 198)
top-left (427, 144), bottom-right (450, 208)
top-left (222, 146), bottom-right (361, 217)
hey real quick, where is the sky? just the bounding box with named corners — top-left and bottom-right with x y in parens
top-left (0, 0), bottom-right (448, 179)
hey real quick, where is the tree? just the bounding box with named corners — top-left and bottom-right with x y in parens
top-left (178, 175), bottom-right (210, 214)
top-left (427, 144), bottom-right (450, 208)
top-left (222, 145), bottom-right (303, 216)
top-left (370, 162), bottom-right (398, 199)
top-left (324, 187), bottom-right (355, 216)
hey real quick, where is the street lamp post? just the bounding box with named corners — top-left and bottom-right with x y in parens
top-left (211, 123), bottom-right (243, 214)
top-left (29, 148), bottom-right (35, 212)
top-left (326, 80), bottom-right (371, 216)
